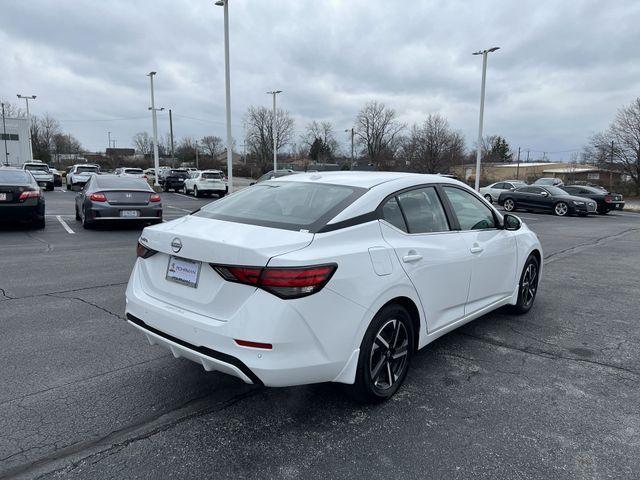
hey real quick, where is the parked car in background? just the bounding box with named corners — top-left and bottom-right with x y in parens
top-left (162, 169), bottom-right (190, 192)
top-left (182, 169), bottom-right (227, 197)
top-left (75, 175), bottom-right (162, 229)
top-left (498, 185), bottom-right (596, 216)
top-left (533, 177), bottom-right (564, 187)
top-left (115, 167), bottom-right (147, 179)
top-left (48, 166), bottom-right (62, 187)
top-left (561, 185), bottom-right (625, 214)
top-left (66, 164), bottom-right (100, 191)
top-left (22, 161), bottom-right (54, 191)
top-left (250, 169), bottom-right (296, 185)
top-left (0, 168), bottom-right (46, 228)
top-left (479, 180), bottom-right (527, 203)
top-left (126, 171), bottom-right (542, 402)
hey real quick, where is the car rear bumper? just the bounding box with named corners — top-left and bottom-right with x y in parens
top-left (125, 260), bottom-right (367, 387)
top-left (86, 203), bottom-right (162, 220)
top-left (0, 202), bottom-right (44, 220)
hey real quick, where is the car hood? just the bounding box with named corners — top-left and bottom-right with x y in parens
top-left (556, 194), bottom-right (596, 203)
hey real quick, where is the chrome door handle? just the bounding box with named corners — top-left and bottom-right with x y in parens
top-left (470, 246), bottom-right (484, 254)
top-left (402, 254), bottom-right (423, 263)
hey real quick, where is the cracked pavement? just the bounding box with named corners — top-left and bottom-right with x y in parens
top-left (0, 191), bottom-right (639, 479)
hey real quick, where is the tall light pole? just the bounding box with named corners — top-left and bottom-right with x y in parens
top-left (344, 128), bottom-right (355, 169)
top-left (267, 90), bottom-right (282, 172)
top-left (147, 71), bottom-right (164, 187)
top-left (1, 103), bottom-right (9, 166)
top-left (215, 0), bottom-right (234, 193)
top-left (108, 131), bottom-right (112, 150)
top-left (472, 46), bottom-right (499, 191)
top-left (17, 94), bottom-right (36, 161)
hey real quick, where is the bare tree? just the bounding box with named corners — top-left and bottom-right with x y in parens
top-left (0, 101), bottom-right (25, 118)
top-left (30, 114), bottom-right (61, 162)
top-left (301, 121), bottom-right (339, 161)
top-left (354, 101), bottom-right (405, 168)
top-left (200, 135), bottom-right (223, 158)
top-left (244, 106), bottom-right (294, 172)
top-left (132, 132), bottom-right (153, 155)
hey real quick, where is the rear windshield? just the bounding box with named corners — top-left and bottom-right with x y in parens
top-left (95, 176), bottom-right (150, 190)
top-left (77, 166), bottom-right (99, 173)
top-left (24, 164), bottom-right (50, 172)
top-left (202, 172), bottom-right (223, 180)
top-left (0, 170), bottom-right (32, 183)
top-left (195, 181), bottom-right (365, 232)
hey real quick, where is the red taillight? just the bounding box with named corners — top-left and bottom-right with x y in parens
top-left (150, 193), bottom-right (161, 202)
top-left (212, 264), bottom-right (337, 299)
top-left (18, 189), bottom-right (41, 201)
top-left (136, 242), bottom-right (157, 259)
top-left (604, 195), bottom-right (612, 203)
top-left (234, 339), bottom-right (273, 349)
top-left (90, 192), bottom-right (107, 202)
top-left (142, 175), bottom-right (147, 179)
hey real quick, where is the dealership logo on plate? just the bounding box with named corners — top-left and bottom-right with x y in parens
top-left (171, 237), bottom-right (182, 253)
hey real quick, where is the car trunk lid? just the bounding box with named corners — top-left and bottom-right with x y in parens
top-left (105, 190), bottom-right (151, 206)
top-left (136, 215), bottom-right (314, 321)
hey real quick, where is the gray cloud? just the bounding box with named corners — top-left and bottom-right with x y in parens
top-left (1, 0), bottom-right (638, 160)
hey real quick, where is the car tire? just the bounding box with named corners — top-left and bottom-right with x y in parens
top-left (33, 216), bottom-right (46, 229)
top-left (75, 206), bottom-right (81, 221)
top-left (346, 303), bottom-right (414, 404)
top-left (194, 186), bottom-right (200, 198)
top-left (503, 198), bottom-right (516, 212)
top-left (554, 202), bottom-right (569, 216)
top-left (598, 208), bottom-right (609, 215)
top-left (46, 183), bottom-right (54, 191)
top-left (218, 192), bottom-right (226, 198)
top-left (509, 254), bottom-right (540, 315)
top-left (484, 194), bottom-right (492, 204)
top-left (82, 208), bottom-right (94, 229)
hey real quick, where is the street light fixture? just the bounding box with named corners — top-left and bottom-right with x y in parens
top-left (267, 90), bottom-right (282, 172)
top-left (17, 94), bottom-right (36, 161)
top-left (215, 0), bottom-right (234, 193)
top-left (472, 46), bottom-right (500, 191)
top-left (147, 71), bottom-right (163, 187)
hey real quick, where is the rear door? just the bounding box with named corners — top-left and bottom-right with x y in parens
top-left (440, 185), bottom-right (518, 316)
top-left (379, 186), bottom-right (473, 332)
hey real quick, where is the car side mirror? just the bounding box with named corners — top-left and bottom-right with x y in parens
top-left (503, 214), bottom-right (521, 231)
top-left (249, 182), bottom-right (256, 186)
top-left (540, 191), bottom-right (549, 197)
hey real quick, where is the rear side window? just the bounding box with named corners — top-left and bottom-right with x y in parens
top-left (493, 183), bottom-right (505, 189)
top-left (195, 181), bottom-right (365, 232)
top-left (394, 187), bottom-right (450, 234)
top-left (382, 197), bottom-right (407, 232)
top-left (442, 186), bottom-right (496, 230)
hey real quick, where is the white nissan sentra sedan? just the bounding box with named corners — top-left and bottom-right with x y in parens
top-left (126, 172), bottom-right (542, 402)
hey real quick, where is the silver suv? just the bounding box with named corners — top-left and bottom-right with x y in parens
top-left (66, 164), bottom-right (100, 191)
top-left (22, 161), bottom-right (54, 191)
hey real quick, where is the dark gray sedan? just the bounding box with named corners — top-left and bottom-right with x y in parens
top-left (75, 175), bottom-right (162, 229)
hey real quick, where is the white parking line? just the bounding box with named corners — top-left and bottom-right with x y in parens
top-left (165, 205), bottom-right (192, 213)
top-left (170, 192), bottom-right (196, 200)
top-left (56, 215), bottom-right (75, 234)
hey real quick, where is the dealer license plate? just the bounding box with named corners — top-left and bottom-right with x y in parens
top-left (166, 256), bottom-right (201, 288)
top-left (0, 193), bottom-right (6, 201)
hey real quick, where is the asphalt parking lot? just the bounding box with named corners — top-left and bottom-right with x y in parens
top-left (1, 189), bottom-right (639, 479)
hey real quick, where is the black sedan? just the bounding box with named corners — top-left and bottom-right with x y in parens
top-left (561, 185), bottom-right (624, 214)
top-left (498, 185), bottom-right (597, 217)
top-left (75, 175), bottom-right (162, 229)
top-left (163, 169), bottom-right (189, 192)
top-left (0, 168), bottom-right (45, 228)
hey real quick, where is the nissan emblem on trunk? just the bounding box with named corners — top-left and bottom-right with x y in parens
top-left (171, 238), bottom-right (182, 253)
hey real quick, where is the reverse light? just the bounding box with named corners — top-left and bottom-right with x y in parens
top-left (136, 242), bottom-right (157, 259)
top-left (212, 264), bottom-right (337, 299)
top-left (90, 192), bottom-right (107, 202)
top-left (150, 193), bottom-right (161, 202)
top-left (18, 189), bottom-right (41, 201)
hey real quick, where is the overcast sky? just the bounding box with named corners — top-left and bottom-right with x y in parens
top-left (1, 0), bottom-right (639, 160)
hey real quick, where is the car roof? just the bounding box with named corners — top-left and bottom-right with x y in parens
top-left (273, 171), bottom-right (458, 189)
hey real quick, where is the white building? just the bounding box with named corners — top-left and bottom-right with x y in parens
top-left (1, 116), bottom-right (31, 167)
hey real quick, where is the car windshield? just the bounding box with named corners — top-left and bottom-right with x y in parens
top-left (0, 170), bottom-right (31, 183)
top-left (124, 169), bottom-right (143, 174)
top-left (545, 186), bottom-right (567, 196)
top-left (195, 181), bottom-right (365, 232)
top-left (77, 166), bottom-right (98, 174)
top-left (202, 172), bottom-right (223, 180)
top-left (25, 164), bottom-right (49, 172)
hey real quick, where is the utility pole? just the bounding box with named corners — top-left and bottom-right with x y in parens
top-left (345, 128), bottom-right (355, 168)
top-left (169, 109), bottom-right (175, 162)
top-left (108, 131), bottom-right (111, 151)
top-left (472, 46), bottom-right (500, 191)
top-left (17, 94), bottom-right (36, 161)
top-left (610, 140), bottom-right (614, 191)
top-left (516, 146), bottom-right (521, 179)
top-left (216, 0), bottom-right (234, 193)
top-left (1, 103), bottom-right (9, 166)
top-left (147, 71), bottom-right (164, 187)
top-left (267, 90), bottom-right (282, 172)
top-left (195, 140), bottom-right (199, 170)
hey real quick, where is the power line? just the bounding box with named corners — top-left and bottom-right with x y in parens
top-left (57, 114), bottom-right (162, 123)
top-left (171, 113), bottom-right (243, 128)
